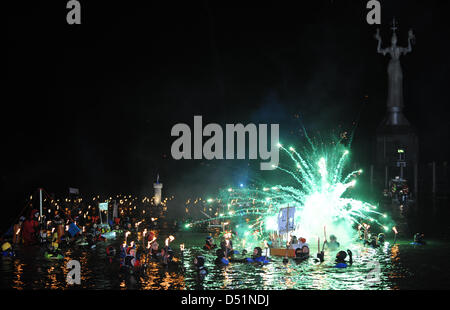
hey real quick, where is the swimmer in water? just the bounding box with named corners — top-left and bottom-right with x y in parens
top-left (194, 256), bottom-right (208, 279)
top-left (295, 245), bottom-right (310, 261)
top-left (193, 255), bottom-right (208, 290)
top-left (215, 248), bottom-right (229, 265)
top-left (324, 234), bottom-right (340, 251)
top-left (413, 232), bottom-right (426, 245)
top-left (314, 249), bottom-right (353, 268)
top-left (334, 250), bottom-right (353, 268)
top-left (203, 236), bottom-right (217, 250)
top-left (243, 247), bottom-right (269, 264)
top-left (1, 239), bottom-right (16, 257)
top-left (377, 233), bottom-right (385, 245)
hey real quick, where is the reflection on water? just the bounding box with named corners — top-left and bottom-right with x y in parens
top-left (1, 232), bottom-right (449, 290)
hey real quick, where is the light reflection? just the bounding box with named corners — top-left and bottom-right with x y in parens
top-left (2, 234), bottom-right (419, 290)
top-left (12, 260), bottom-right (25, 290)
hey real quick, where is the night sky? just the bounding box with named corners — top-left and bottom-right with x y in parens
top-left (4, 1), bottom-right (450, 227)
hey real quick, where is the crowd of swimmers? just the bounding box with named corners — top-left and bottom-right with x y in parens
top-left (192, 235), bottom-right (272, 280)
top-left (0, 206), bottom-right (164, 263)
top-left (0, 207), bottom-right (429, 283)
top-left (192, 223), bottom-right (429, 279)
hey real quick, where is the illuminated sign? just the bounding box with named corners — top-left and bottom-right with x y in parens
top-left (99, 202), bottom-right (108, 211)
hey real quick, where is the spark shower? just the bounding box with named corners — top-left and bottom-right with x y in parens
top-left (186, 130), bottom-right (394, 248)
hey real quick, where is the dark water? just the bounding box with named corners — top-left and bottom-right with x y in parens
top-left (1, 231), bottom-right (449, 290)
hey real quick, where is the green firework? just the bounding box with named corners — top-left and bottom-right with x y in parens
top-left (186, 133), bottom-right (394, 249)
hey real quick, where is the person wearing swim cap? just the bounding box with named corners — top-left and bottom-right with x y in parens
top-left (1, 240), bottom-right (15, 257)
top-left (413, 232), bottom-right (426, 245)
top-left (203, 236), bottom-right (217, 250)
top-left (124, 246), bottom-right (137, 270)
top-left (253, 247), bottom-right (263, 257)
top-left (215, 248), bottom-right (229, 265)
top-left (194, 256), bottom-right (208, 279)
top-left (245, 247), bottom-right (269, 264)
top-left (334, 250), bottom-right (353, 268)
top-left (1, 241), bottom-right (12, 252)
top-left (295, 245), bottom-right (310, 261)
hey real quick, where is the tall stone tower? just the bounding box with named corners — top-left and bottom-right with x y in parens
top-left (374, 19), bottom-right (419, 193)
top-left (153, 174), bottom-right (163, 206)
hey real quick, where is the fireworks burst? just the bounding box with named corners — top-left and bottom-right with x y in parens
top-left (186, 132), bottom-right (393, 249)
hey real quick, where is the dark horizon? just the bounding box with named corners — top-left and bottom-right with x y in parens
top-left (5, 1), bottom-right (450, 228)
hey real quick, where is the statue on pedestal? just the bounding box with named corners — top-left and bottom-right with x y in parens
top-left (374, 18), bottom-right (416, 124)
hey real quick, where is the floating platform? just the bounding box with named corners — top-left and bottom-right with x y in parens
top-left (270, 248), bottom-right (296, 257)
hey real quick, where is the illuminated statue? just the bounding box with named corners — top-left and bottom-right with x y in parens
top-left (374, 18), bottom-right (415, 125)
